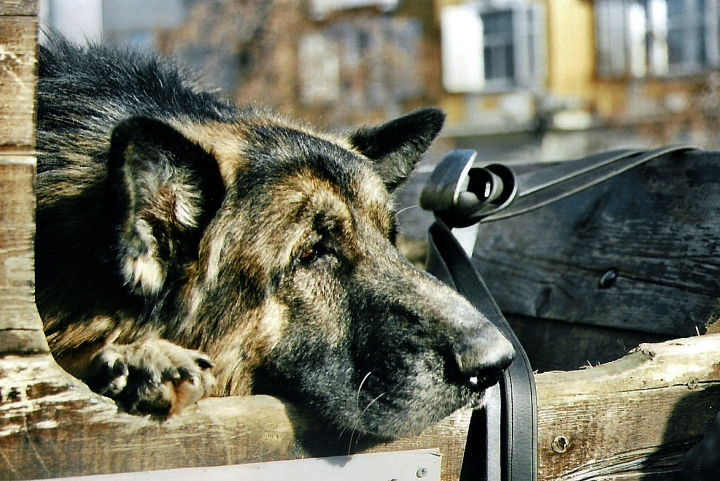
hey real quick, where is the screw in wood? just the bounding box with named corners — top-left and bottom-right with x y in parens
top-left (551, 435), bottom-right (570, 454)
top-left (598, 269), bottom-right (618, 289)
top-left (416, 467), bottom-right (428, 478)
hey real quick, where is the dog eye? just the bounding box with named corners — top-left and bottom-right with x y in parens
top-left (299, 246), bottom-right (321, 265)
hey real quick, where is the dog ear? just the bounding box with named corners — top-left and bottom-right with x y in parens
top-left (107, 117), bottom-right (225, 295)
top-left (349, 107), bottom-right (445, 192)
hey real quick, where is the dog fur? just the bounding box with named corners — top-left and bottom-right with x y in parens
top-left (35, 38), bottom-right (514, 438)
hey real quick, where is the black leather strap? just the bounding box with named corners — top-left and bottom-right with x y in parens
top-left (485, 145), bottom-right (696, 222)
top-left (421, 145), bottom-right (696, 228)
top-left (428, 219), bottom-right (537, 481)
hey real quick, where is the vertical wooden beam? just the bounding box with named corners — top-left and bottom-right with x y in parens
top-left (0, 1), bottom-right (48, 356)
top-left (0, 1), bottom-right (38, 148)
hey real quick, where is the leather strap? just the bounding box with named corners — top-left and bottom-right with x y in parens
top-left (421, 145), bottom-right (696, 228)
top-left (428, 219), bottom-right (537, 481)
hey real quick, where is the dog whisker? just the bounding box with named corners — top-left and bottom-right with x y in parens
top-left (356, 371), bottom-right (373, 407)
top-left (395, 204), bottom-right (418, 216)
top-left (361, 392), bottom-right (386, 417)
top-left (339, 372), bottom-right (373, 442)
top-left (347, 389), bottom-right (386, 455)
top-left (347, 392), bottom-right (387, 454)
top-left (345, 371), bottom-right (375, 452)
top-left (347, 428), bottom-right (357, 456)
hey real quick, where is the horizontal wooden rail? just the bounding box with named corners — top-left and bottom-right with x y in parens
top-left (1, 333), bottom-right (719, 480)
top-left (0, 351), bottom-right (473, 480)
top-left (536, 334), bottom-right (720, 480)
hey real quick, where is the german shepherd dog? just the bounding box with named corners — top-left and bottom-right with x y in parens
top-left (35, 38), bottom-right (514, 438)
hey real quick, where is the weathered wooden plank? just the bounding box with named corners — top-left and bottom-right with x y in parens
top-left (0, 358), bottom-right (299, 479)
top-left (0, 352), bottom-right (470, 481)
top-left (0, 1), bottom-right (37, 17)
top-left (0, 157), bottom-right (48, 355)
top-left (472, 151), bottom-right (720, 338)
top-left (536, 333), bottom-right (720, 481)
top-left (0, 3), bottom-right (43, 357)
top-left (0, 16), bottom-right (37, 353)
top-left (476, 252), bottom-right (719, 337)
top-left (3, 334), bottom-right (719, 480)
top-left (0, 16), bottom-right (37, 149)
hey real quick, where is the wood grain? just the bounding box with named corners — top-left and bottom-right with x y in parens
top-left (0, 1), bottom-right (37, 17)
top-left (535, 334), bottom-right (720, 481)
top-left (2, 335), bottom-right (720, 480)
top-left (0, 8), bottom-right (45, 353)
top-left (0, 352), bottom-right (470, 481)
top-left (473, 151), bottom-right (720, 338)
top-left (0, 15), bottom-right (37, 149)
top-left (0, 157), bottom-right (48, 355)
top-left (0, 355), bottom-right (298, 479)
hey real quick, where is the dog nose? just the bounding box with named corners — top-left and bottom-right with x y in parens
top-left (453, 325), bottom-right (515, 389)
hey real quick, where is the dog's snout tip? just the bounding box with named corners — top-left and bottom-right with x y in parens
top-left (454, 333), bottom-right (515, 389)
top-left (496, 338), bottom-right (516, 369)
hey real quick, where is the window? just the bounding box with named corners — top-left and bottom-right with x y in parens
top-left (483, 11), bottom-right (515, 83)
top-left (666, 0), bottom-right (707, 70)
top-left (595, 0), bottom-right (720, 78)
top-left (40, 0), bottom-right (187, 49)
top-left (440, 3), bottom-right (545, 93)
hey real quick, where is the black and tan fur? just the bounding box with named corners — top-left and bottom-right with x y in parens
top-left (36, 38), bottom-right (514, 437)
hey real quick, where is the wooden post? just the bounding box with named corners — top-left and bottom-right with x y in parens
top-left (0, 0), bottom-right (48, 356)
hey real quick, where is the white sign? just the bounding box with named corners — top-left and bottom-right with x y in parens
top-left (47, 448), bottom-right (442, 481)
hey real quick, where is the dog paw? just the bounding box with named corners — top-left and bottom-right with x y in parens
top-left (83, 339), bottom-right (215, 415)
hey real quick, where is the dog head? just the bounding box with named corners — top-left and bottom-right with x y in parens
top-left (106, 107), bottom-right (515, 438)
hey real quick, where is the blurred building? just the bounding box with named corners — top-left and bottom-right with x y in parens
top-left (154, 0), bottom-right (437, 126)
top-left (40, 0), bottom-right (720, 146)
top-left (438, 0), bottom-right (720, 146)
top-left (38, 0), bottom-right (720, 244)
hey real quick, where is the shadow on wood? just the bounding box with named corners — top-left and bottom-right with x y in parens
top-left (535, 335), bottom-right (720, 481)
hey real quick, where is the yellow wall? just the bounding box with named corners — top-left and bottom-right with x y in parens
top-left (544, 0), bottom-right (595, 104)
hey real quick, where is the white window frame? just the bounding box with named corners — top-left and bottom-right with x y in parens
top-left (440, 1), bottom-right (545, 94)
